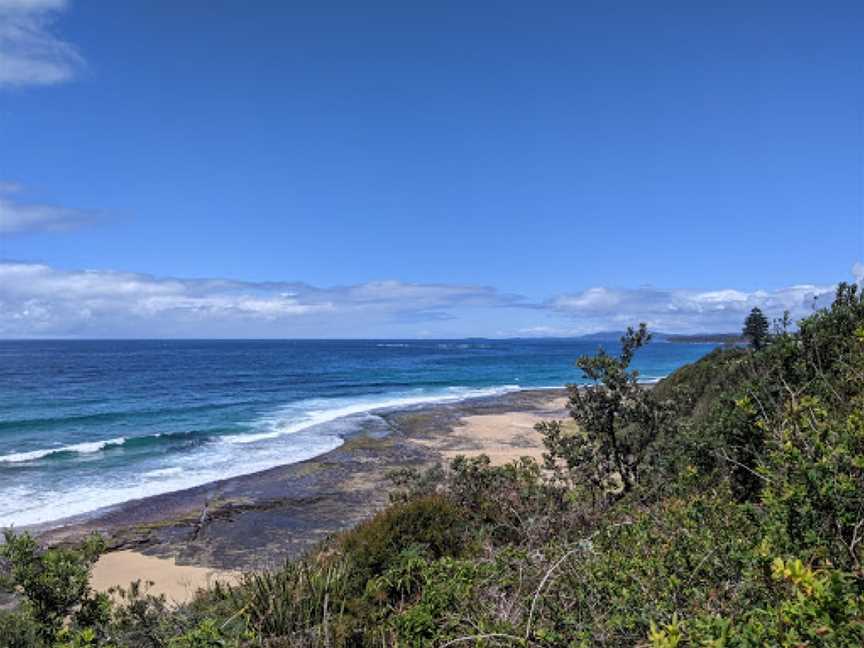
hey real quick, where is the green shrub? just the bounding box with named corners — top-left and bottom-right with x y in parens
top-left (655, 559), bottom-right (864, 646)
top-left (232, 558), bottom-right (350, 642)
top-left (527, 489), bottom-right (760, 644)
top-left (167, 619), bottom-right (232, 648)
top-left (758, 395), bottom-right (864, 569)
top-left (390, 557), bottom-right (489, 645)
top-left (541, 324), bottom-right (678, 503)
top-left (339, 495), bottom-right (467, 586)
top-left (0, 530), bottom-right (106, 643)
top-left (104, 580), bottom-right (181, 648)
top-left (446, 455), bottom-right (575, 547)
top-left (0, 610), bottom-right (41, 648)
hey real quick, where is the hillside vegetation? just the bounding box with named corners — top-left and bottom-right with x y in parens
top-left (2, 283), bottom-right (864, 647)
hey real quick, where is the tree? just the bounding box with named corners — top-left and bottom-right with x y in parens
top-left (742, 307), bottom-right (770, 350)
top-left (0, 531), bottom-right (107, 642)
top-left (538, 324), bottom-right (676, 504)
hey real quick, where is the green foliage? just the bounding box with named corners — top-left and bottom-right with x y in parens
top-left (0, 610), bottom-right (41, 648)
top-left (540, 323), bottom-right (677, 503)
top-left (339, 495), bottom-right (467, 588)
top-left (445, 455), bottom-right (574, 546)
top-left (389, 557), bottom-right (488, 645)
top-left (229, 558), bottom-right (350, 642)
top-left (54, 627), bottom-right (112, 648)
top-left (651, 346), bottom-right (749, 422)
top-left (759, 395), bottom-right (864, 568)
top-left (104, 580), bottom-right (183, 648)
top-left (742, 306), bottom-right (770, 350)
top-left (652, 559), bottom-right (864, 646)
top-left (527, 489), bottom-right (761, 644)
top-left (0, 530), bottom-right (106, 643)
top-left (167, 620), bottom-right (232, 648)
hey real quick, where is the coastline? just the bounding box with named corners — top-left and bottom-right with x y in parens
top-left (1, 385), bottom-right (530, 529)
top-left (32, 388), bottom-right (567, 598)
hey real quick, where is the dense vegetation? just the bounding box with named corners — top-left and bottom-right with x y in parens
top-left (2, 283), bottom-right (864, 646)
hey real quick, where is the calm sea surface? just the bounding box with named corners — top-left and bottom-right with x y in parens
top-left (0, 339), bottom-right (716, 527)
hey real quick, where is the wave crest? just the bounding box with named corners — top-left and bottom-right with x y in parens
top-left (0, 437), bottom-right (127, 464)
top-left (222, 384), bottom-right (522, 445)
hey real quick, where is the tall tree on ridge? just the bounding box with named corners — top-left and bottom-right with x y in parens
top-left (743, 307), bottom-right (770, 350)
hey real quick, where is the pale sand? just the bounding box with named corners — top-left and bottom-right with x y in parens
top-left (419, 399), bottom-right (567, 466)
top-left (91, 550), bottom-right (240, 604)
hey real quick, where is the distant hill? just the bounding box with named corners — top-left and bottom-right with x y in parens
top-left (574, 331), bottom-right (630, 341)
top-left (576, 331), bottom-right (744, 345)
top-left (663, 333), bottom-right (745, 345)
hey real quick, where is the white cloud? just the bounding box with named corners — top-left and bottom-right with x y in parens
top-left (0, 0), bottom-right (82, 87)
top-left (548, 281), bottom-right (837, 334)
top-left (552, 287), bottom-right (621, 312)
top-left (0, 262), bottom-right (519, 337)
top-left (0, 261), bottom-right (857, 338)
top-left (0, 182), bottom-right (95, 234)
top-left (853, 261), bottom-right (864, 286)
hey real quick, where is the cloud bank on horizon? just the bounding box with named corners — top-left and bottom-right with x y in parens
top-left (545, 284), bottom-right (836, 335)
top-left (0, 261), bottom-right (855, 339)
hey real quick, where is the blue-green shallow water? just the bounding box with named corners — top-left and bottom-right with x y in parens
top-left (0, 339), bottom-right (716, 527)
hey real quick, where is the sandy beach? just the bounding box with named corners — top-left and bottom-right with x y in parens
top-left (91, 551), bottom-right (239, 603)
top-left (53, 389), bottom-right (569, 602)
top-left (416, 400), bottom-right (566, 465)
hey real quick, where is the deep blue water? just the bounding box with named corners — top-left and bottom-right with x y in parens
top-left (0, 339), bottom-right (716, 527)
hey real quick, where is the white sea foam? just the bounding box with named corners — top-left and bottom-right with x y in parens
top-left (0, 437), bottom-right (127, 464)
top-left (1, 437), bottom-right (343, 528)
top-left (638, 376), bottom-right (665, 385)
top-left (0, 385), bottom-right (524, 528)
top-left (222, 385), bottom-right (522, 445)
top-left (142, 466), bottom-right (184, 478)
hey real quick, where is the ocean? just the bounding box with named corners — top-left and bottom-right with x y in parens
top-left (0, 339), bottom-right (716, 528)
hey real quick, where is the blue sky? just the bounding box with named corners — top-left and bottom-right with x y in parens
top-left (0, 0), bottom-right (862, 338)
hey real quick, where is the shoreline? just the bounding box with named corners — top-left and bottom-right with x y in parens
top-left (2, 384), bottom-right (536, 530)
top-left (34, 389), bottom-right (568, 577)
top-left (21, 385), bottom-right (565, 536)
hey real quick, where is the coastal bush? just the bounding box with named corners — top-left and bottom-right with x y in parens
top-left (444, 455), bottom-right (576, 547)
top-left (649, 559), bottom-right (864, 646)
top-left (103, 580), bottom-right (186, 648)
top-left (539, 324), bottom-right (678, 505)
top-left (338, 495), bottom-right (467, 589)
top-left (758, 394), bottom-right (864, 569)
top-left (196, 495), bottom-right (472, 645)
top-left (0, 610), bottom-right (41, 648)
top-left (0, 531), bottom-right (107, 644)
top-left (166, 620), bottom-right (232, 648)
top-left (704, 283), bottom-right (864, 503)
top-left (53, 628), bottom-right (110, 648)
top-left (387, 556), bottom-right (490, 645)
top-left (650, 346), bottom-right (748, 422)
top-left (230, 559), bottom-right (351, 641)
top-left (521, 488), bottom-right (761, 644)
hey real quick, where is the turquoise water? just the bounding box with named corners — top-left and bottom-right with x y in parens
top-left (0, 339), bottom-right (716, 527)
